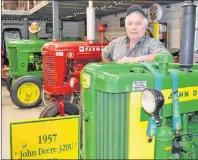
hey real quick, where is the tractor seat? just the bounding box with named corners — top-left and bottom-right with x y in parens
top-left (168, 48), bottom-right (180, 57)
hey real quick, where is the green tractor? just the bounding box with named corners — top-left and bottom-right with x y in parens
top-left (79, 0), bottom-right (198, 159)
top-left (6, 22), bottom-right (84, 109)
top-left (6, 22), bottom-right (48, 109)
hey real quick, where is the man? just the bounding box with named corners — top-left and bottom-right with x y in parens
top-left (102, 5), bottom-right (170, 63)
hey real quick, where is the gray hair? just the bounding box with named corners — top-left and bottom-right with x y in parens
top-left (126, 11), bottom-right (148, 27)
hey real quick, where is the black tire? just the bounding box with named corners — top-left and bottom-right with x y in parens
top-left (39, 102), bottom-right (79, 118)
top-left (41, 88), bottom-right (52, 107)
top-left (10, 76), bottom-right (43, 109)
top-left (6, 75), bottom-right (13, 92)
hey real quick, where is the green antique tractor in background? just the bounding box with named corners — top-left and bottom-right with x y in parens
top-left (6, 22), bottom-right (48, 109)
top-left (6, 22), bottom-right (85, 109)
top-left (80, 0), bottom-right (198, 159)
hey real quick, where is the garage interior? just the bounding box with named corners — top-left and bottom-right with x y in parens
top-left (1, 0), bottom-right (198, 159)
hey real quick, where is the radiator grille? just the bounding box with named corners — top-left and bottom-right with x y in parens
top-left (42, 54), bottom-right (55, 85)
top-left (97, 91), bottom-right (129, 159)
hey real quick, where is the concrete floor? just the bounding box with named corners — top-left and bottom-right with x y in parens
top-left (2, 85), bottom-right (46, 159)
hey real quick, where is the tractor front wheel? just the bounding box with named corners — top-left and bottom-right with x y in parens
top-left (10, 76), bottom-right (43, 109)
top-left (39, 102), bottom-right (79, 118)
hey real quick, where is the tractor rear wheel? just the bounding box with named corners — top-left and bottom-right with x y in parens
top-left (10, 76), bottom-right (43, 109)
top-left (39, 102), bottom-right (79, 118)
top-left (6, 75), bottom-right (13, 92)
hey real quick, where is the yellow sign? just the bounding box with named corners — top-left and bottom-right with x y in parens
top-left (10, 116), bottom-right (79, 159)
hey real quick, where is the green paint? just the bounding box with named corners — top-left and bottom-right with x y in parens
top-left (82, 88), bottom-right (129, 159)
top-left (181, 114), bottom-right (198, 159)
top-left (154, 118), bottom-right (174, 159)
top-left (80, 53), bottom-right (198, 159)
top-left (6, 36), bottom-right (83, 80)
top-left (81, 61), bottom-right (198, 121)
top-left (33, 33), bottom-right (39, 41)
top-left (6, 39), bottom-right (47, 80)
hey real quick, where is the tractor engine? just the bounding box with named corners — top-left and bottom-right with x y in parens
top-left (28, 52), bottom-right (42, 71)
top-left (42, 40), bottom-right (107, 96)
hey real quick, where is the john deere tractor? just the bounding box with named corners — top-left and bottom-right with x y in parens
top-left (6, 22), bottom-right (48, 109)
top-left (80, 0), bottom-right (198, 159)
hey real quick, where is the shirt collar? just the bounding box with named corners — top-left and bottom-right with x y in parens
top-left (125, 35), bottom-right (146, 45)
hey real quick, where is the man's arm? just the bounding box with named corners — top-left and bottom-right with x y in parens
top-left (118, 40), bottom-right (170, 63)
top-left (102, 56), bottom-right (111, 62)
top-left (136, 54), bottom-right (155, 62)
top-left (102, 40), bottom-right (116, 62)
top-left (149, 40), bottom-right (170, 55)
top-left (117, 54), bottom-right (155, 63)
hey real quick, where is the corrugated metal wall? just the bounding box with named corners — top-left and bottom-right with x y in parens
top-left (62, 21), bottom-right (78, 38)
top-left (2, 20), bottom-right (28, 39)
top-left (161, 3), bottom-right (183, 49)
top-left (2, 20), bottom-right (85, 39)
top-left (77, 21), bottom-right (85, 38)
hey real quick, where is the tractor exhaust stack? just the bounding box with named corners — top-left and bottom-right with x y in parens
top-left (86, 1), bottom-right (95, 44)
top-left (179, 0), bottom-right (197, 72)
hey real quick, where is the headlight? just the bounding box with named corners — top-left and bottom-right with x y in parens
top-left (141, 88), bottom-right (164, 114)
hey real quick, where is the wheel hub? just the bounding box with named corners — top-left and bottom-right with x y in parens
top-left (17, 82), bottom-right (40, 104)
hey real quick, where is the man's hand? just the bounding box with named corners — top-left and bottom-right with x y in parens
top-left (117, 56), bottom-right (139, 63)
top-left (117, 57), bottom-right (130, 63)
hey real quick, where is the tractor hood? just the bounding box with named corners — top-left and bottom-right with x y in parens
top-left (6, 39), bottom-right (48, 47)
top-left (42, 41), bottom-right (108, 52)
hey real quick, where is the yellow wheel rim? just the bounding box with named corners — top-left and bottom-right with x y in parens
top-left (17, 83), bottom-right (40, 104)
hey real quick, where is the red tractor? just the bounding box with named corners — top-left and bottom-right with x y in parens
top-left (39, 23), bottom-right (108, 118)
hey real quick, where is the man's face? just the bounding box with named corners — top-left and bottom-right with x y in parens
top-left (125, 12), bottom-right (147, 40)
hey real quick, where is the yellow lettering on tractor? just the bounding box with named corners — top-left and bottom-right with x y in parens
top-left (162, 86), bottom-right (198, 104)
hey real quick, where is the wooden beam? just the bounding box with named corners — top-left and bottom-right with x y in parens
top-left (124, 1), bottom-right (156, 4)
top-left (96, 9), bottom-right (125, 12)
top-left (43, 6), bottom-right (85, 10)
top-left (92, 1), bottom-right (113, 3)
top-left (28, 1), bottom-right (51, 14)
top-left (2, 10), bottom-right (29, 15)
top-left (58, 2), bottom-right (88, 7)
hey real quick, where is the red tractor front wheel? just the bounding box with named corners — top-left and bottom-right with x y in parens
top-left (39, 102), bottom-right (79, 118)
